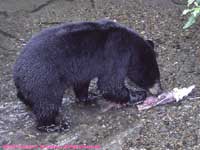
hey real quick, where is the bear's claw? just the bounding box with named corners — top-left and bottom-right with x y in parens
top-left (129, 90), bottom-right (147, 104)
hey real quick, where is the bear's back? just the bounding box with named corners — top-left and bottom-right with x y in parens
top-left (54, 19), bottom-right (121, 35)
top-left (14, 20), bottom-right (130, 84)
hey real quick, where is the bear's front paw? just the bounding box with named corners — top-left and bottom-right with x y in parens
top-left (37, 121), bottom-right (70, 132)
top-left (129, 90), bottom-right (147, 104)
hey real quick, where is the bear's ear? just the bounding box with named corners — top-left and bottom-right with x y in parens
top-left (146, 40), bottom-right (154, 49)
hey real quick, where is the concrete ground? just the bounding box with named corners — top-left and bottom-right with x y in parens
top-left (0, 0), bottom-right (200, 149)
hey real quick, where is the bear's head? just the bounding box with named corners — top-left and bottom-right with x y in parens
top-left (128, 40), bottom-right (162, 95)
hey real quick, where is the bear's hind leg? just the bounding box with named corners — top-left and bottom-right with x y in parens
top-left (32, 85), bottom-right (69, 132)
top-left (34, 102), bottom-right (58, 127)
top-left (34, 100), bottom-right (70, 132)
top-left (17, 90), bottom-right (33, 108)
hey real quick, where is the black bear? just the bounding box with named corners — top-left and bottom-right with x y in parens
top-left (13, 20), bottom-right (162, 132)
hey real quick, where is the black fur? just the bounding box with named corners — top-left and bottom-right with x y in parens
top-left (13, 20), bottom-right (160, 132)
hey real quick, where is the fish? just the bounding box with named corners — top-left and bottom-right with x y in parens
top-left (137, 85), bottom-right (195, 111)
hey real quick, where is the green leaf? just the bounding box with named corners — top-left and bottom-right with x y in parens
top-left (182, 9), bottom-right (193, 15)
top-left (183, 15), bottom-right (196, 29)
top-left (194, 1), bottom-right (199, 6)
top-left (188, 0), bottom-right (195, 6)
top-left (192, 7), bottom-right (200, 16)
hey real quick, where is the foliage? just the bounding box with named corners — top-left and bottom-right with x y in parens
top-left (182, 0), bottom-right (200, 29)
